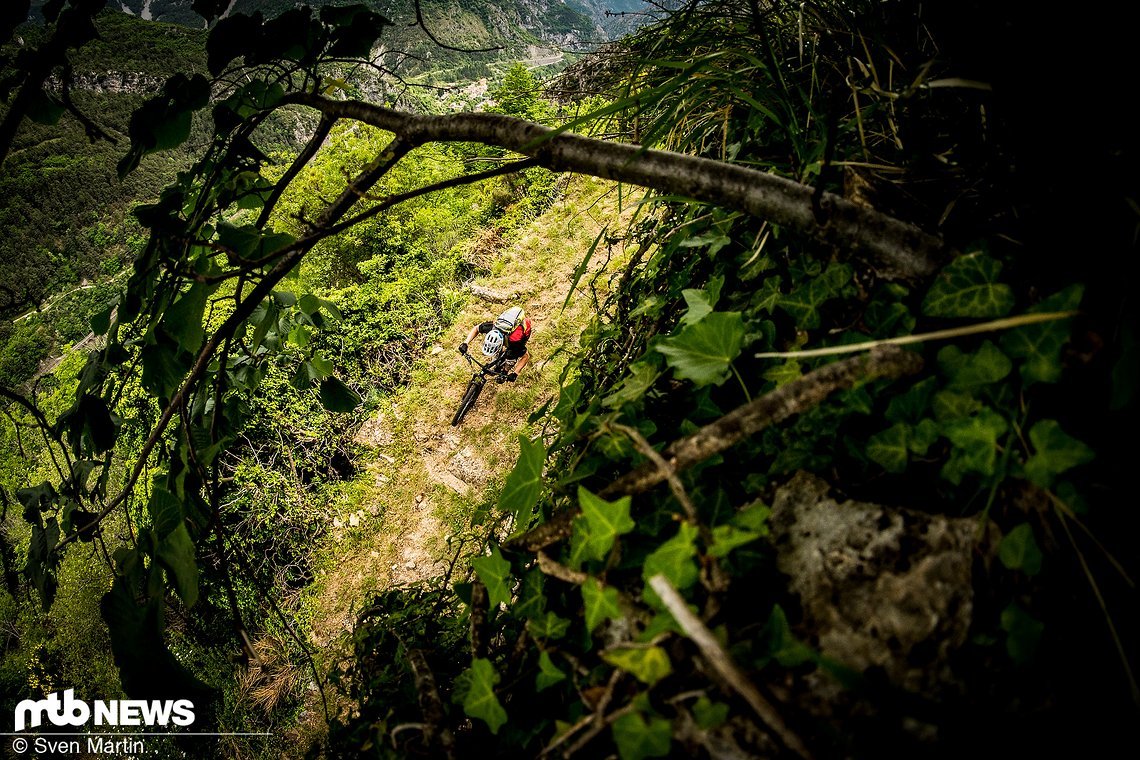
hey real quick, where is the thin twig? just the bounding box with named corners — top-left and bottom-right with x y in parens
top-left (648, 574), bottom-right (813, 760)
top-left (754, 311), bottom-right (1078, 359)
top-left (537, 551), bottom-right (589, 584)
top-left (610, 423), bottom-right (698, 521)
top-left (1055, 512), bottom-right (1140, 708)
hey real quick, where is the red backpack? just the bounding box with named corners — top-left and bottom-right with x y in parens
top-left (508, 318), bottom-right (533, 343)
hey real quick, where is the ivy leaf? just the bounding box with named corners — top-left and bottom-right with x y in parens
top-left (612, 711), bottom-right (672, 760)
top-left (692, 697), bottom-right (729, 729)
top-left (472, 546), bottom-right (513, 610)
top-left (937, 341), bottom-right (1012, 388)
top-left (602, 646), bottom-right (673, 685)
top-left (922, 252), bottom-right (1015, 318)
top-left (762, 604), bottom-right (815, 667)
top-left (732, 500), bottom-right (771, 531)
top-left (528, 611), bottom-right (571, 640)
top-left (643, 523), bottom-right (699, 602)
top-left (570, 487), bottom-right (634, 566)
top-left (940, 407), bottom-right (1009, 484)
top-left (708, 523), bottom-right (764, 558)
top-left (867, 422), bottom-right (910, 473)
top-left (777, 262), bottom-right (853, 329)
top-left (909, 418), bottom-right (939, 456)
top-left (1000, 604), bottom-right (1044, 666)
top-left (535, 651), bottom-right (567, 692)
top-left (512, 569), bottom-right (546, 621)
top-left (603, 362), bottom-right (661, 409)
top-left (680, 288), bottom-right (714, 326)
top-left (656, 311), bottom-right (746, 386)
top-left (679, 277), bottom-right (723, 326)
top-left (885, 377), bottom-right (937, 424)
top-left (750, 277), bottom-right (782, 315)
top-left (999, 523), bottom-right (1043, 576)
top-left (582, 578), bottom-right (623, 631)
top-left (761, 359), bottom-right (801, 387)
top-left (864, 286), bottom-right (916, 337)
top-left (1023, 420), bottom-right (1095, 488)
top-left (932, 389), bottom-right (982, 421)
top-left (497, 436), bottom-right (545, 517)
top-left (1000, 285), bottom-right (1083, 385)
top-left (318, 377), bottom-right (361, 412)
top-left (155, 523), bottom-right (199, 607)
top-left (456, 659), bottom-right (507, 734)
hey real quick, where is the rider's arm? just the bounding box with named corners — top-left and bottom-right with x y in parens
top-left (512, 350), bottom-right (530, 376)
top-left (463, 324), bottom-right (481, 345)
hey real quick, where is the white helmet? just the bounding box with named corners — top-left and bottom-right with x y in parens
top-left (482, 329), bottom-right (504, 357)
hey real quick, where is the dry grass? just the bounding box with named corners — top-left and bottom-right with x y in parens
top-left (236, 636), bottom-right (304, 714)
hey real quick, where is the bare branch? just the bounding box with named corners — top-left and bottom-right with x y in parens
top-left (470, 578), bottom-right (488, 660)
top-left (284, 92), bottom-right (949, 279)
top-left (648, 574), bottom-right (813, 760)
top-left (405, 648), bottom-right (457, 760)
top-left (509, 346), bottom-right (924, 552)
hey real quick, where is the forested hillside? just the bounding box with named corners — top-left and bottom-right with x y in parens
top-left (1, 1), bottom-right (1136, 759)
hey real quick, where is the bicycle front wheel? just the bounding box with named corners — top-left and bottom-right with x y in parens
top-left (451, 378), bottom-right (485, 426)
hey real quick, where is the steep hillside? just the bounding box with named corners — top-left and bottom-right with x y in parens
top-left (305, 175), bottom-right (631, 647)
top-left (0, 12), bottom-right (209, 382)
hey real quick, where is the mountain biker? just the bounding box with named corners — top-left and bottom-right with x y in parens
top-left (458, 306), bottom-right (532, 383)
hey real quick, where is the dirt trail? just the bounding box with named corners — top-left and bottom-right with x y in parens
top-left (305, 177), bottom-right (632, 647)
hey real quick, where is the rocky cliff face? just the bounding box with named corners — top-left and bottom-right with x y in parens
top-left (93, 0), bottom-right (645, 44)
top-left (47, 70), bottom-right (165, 96)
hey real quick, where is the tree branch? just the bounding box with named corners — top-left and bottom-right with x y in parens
top-left (283, 92), bottom-right (949, 279)
top-left (404, 648), bottom-right (457, 760)
top-left (256, 113), bottom-right (336, 227)
top-left (508, 346), bottom-right (924, 552)
top-left (648, 574), bottom-right (813, 760)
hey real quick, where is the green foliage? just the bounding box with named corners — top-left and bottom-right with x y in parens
top-left (655, 311), bottom-right (746, 386)
top-left (1001, 604), bottom-right (1044, 666)
top-left (570, 487), bottom-right (635, 567)
top-left (497, 435), bottom-right (546, 517)
top-left (581, 578), bottom-right (622, 631)
top-left (455, 658), bottom-right (508, 734)
top-left (999, 523), bottom-right (1043, 576)
top-left (601, 646), bottom-right (672, 685)
top-left (922, 252), bottom-right (1015, 318)
top-left (1023, 419), bottom-right (1095, 488)
top-left (611, 710), bottom-right (672, 760)
top-left (472, 545), bottom-right (513, 609)
top-left (1000, 285), bottom-right (1084, 385)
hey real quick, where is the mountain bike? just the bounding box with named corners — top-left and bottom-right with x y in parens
top-left (451, 351), bottom-right (514, 426)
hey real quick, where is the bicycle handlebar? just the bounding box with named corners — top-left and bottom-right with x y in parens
top-left (461, 351), bottom-right (509, 377)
